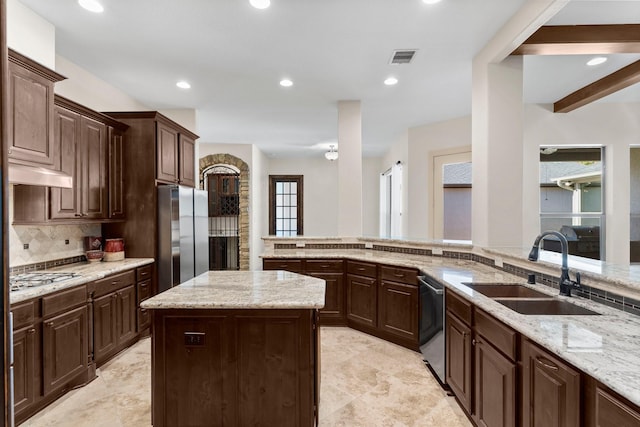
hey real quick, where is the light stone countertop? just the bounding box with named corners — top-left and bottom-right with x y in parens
top-left (9, 258), bottom-right (155, 304)
top-left (140, 270), bottom-right (326, 310)
top-left (262, 249), bottom-right (640, 407)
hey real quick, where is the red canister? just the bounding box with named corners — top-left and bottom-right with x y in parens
top-left (104, 238), bottom-right (124, 252)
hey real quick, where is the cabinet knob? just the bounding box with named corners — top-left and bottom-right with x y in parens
top-left (112, 293), bottom-right (118, 299)
top-left (27, 328), bottom-right (36, 334)
top-left (46, 322), bottom-right (54, 327)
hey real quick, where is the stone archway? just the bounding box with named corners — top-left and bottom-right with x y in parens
top-left (199, 154), bottom-right (250, 270)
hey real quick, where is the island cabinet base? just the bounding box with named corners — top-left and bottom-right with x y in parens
top-left (150, 308), bottom-right (319, 427)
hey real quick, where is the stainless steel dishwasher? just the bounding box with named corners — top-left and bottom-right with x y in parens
top-left (419, 274), bottom-right (446, 386)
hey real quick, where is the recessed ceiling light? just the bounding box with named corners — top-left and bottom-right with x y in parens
top-left (176, 81), bottom-right (191, 89)
top-left (587, 56), bottom-right (607, 66)
top-left (384, 77), bottom-right (398, 86)
top-left (422, 0), bottom-right (442, 4)
top-left (280, 79), bottom-right (293, 87)
top-left (78, 0), bottom-right (104, 13)
top-left (250, 0), bottom-right (270, 9)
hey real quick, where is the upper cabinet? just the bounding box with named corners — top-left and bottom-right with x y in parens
top-left (104, 112), bottom-right (199, 187)
top-left (12, 96), bottom-right (128, 224)
top-left (8, 49), bottom-right (66, 169)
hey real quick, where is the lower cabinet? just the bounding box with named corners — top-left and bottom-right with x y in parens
top-left (446, 311), bottom-right (473, 412)
top-left (92, 270), bottom-right (137, 366)
top-left (522, 339), bottom-right (581, 427)
top-left (42, 305), bottom-right (89, 395)
top-left (378, 279), bottom-right (419, 342)
top-left (13, 322), bottom-right (39, 418)
top-left (346, 272), bottom-right (377, 328)
top-left (593, 386), bottom-right (640, 427)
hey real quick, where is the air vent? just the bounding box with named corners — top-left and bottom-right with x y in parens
top-left (390, 49), bottom-right (417, 65)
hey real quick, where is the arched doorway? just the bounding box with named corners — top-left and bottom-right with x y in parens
top-left (199, 154), bottom-right (250, 270)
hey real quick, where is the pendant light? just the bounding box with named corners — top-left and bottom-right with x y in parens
top-left (325, 145), bottom-right (338, 161)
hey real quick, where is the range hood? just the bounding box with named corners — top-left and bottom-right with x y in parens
top-left (8, 163), bottom-right (73, 188)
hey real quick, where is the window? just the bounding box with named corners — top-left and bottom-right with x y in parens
top-left (269, 175), bottom-right (303, 236)
top-left (539, 147), bottom-right (604, 260)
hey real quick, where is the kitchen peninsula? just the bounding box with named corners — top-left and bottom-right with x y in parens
top-left (140, 270), bottom-right (325, 427)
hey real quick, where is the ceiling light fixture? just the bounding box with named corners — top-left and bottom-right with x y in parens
top-left (250, 0), bottom-right (271, 9)
top-left (384, 77), bottom-right (398, 86)
top-left (280, 79), bottom-right (293, 87)
top-left (587, 56), bottom-right (607, 66)
top-left (176, 81), bottom-right (191, 89)
top-left (422, 0), bottom-right (442, 4)
top-left (325, 145), bottom-right (338, 161)
top-left (78, 0), bottom-right (104, 13)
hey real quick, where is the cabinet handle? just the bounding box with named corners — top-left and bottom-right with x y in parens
top-left (357, 267), bottom-right (366, 271)
top-left (462, 332), bottom-right (468, 338)
top-left (74, 213), bottom-right (83, 217)
top-left (112, 293), bottom-right (118, 299)
top-left (535, 356), bottom-right (559, 371)
top-left (141, 283), bottom-right (148, 288)
top-left (393, 273), bottom-right (405, 278)
top-left (471, 338), bottom-right (476, 346)
top-left (320, 265), bottom-right (330, 268)
top-left (111, 281), bottom-right (118, 285)
top-left (27, 328), bottom-right (36, 334)
top-left (46, 322), bottom-right (54, 327)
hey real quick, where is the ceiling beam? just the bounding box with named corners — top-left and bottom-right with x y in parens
top-left (512, 24), bottom-right (640, 55)
top-left (554, 59), bottom-right (640, 113)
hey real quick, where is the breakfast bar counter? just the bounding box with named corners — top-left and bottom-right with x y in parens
top-left (141, 271), bottom-right (325, 427)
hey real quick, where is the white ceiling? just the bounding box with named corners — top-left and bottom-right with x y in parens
top-left (17, 0), bottom-right (640, 157)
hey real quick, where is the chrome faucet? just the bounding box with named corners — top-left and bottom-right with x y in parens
top-left (528, 231), bottom-right (581, 297)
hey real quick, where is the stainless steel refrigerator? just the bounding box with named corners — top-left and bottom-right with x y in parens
top-left (157, 185), bottom-right (209, 293)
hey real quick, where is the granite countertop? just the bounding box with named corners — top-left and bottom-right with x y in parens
top-left (263, 249), bottom-right (640, 407)
top-left (141, 270), bottom-right (326, 310)
top-left (10, 258), bottom-right (155, 304)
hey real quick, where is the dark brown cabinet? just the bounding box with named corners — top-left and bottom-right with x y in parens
top-left (12, 300), bottom-right (40, 420)
top-left (592, 386), bottom-right (640, 427)
top-left (156, 121), bottom-right (180, 184)
top-left (378, 265), bottom-right (419, 342)
top-left (305, 260), bottom-right (345, 324)
top-left (179, 134), bottom-right (196, 187)
top-left (12, 96), bottom-right (127, 225)
top-left (91, 270), bottom-right (137, 366)
top-left (522, 339), bottom-right (580, 427)
top-left (446, 311), bottom-right (473, 412)
top-left (346, 270), bottom-right (377, 328)
top-left (7, 49), bottom-right (65, 169)
top-left (136, 264), bottom-right (154, 333)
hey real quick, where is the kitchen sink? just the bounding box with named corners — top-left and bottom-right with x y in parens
top-left (463, 283), bottom-right (550, 298)
top-left (495, 298), bottom-right (600, 315)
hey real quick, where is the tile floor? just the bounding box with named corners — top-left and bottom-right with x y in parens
top-left (22, 327), bottom-right (471, 427)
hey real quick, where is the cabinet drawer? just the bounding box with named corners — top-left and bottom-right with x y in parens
top-left (11, 299), bottom-right (38, 330)
top-left (136, 264), bottom-right (153, 282)
top-left (138, 279), bottom-right (152, 303)
top-left (94, 270), bottom-right (135, 298)
top-left (445, 289), bottom-right (472, 326)
top-left (42, 285), bottom-right (86, 319)
top-left (262, 259), bottom-right (303, 273)
top-left (346, 260), bottom-right (377, 278)
top-left (305, 259), bottom-right (343, 273)
top-left (475, 308), bottom-right (517, 361)
top-left (138, 307), bottom-right (151, 331)
top-left (380, 265), bottom-right (417, 285)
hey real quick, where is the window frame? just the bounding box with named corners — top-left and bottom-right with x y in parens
top-left (269, 175), bottom-right (304, 236)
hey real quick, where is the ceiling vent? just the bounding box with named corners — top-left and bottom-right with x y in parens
top-left (389, 49), bottom-right (417, 65)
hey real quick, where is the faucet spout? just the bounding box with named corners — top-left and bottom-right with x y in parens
top-left (528, 230), bottom-right (579, 296)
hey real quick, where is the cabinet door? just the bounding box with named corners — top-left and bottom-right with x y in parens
top-left (378, 280), bottom-right (419, 343)
top-left (308, 272), bottom-right (345, 324)
top-left (346, 274), bottom-right (377, 328)
top-left (7, 61), bottom-right (56, 168)
top-left (446, 312), bottom-right (473, 412)
top-left (595, 387), bottom-right (640, 427)
top-left (50, 106), bottom-right (82, 219)
top-left (522, 340), bottom-right (580, 427)
top-left (43, 305), bottom-right (88, 395)
top-left (81, 116), bottom-right (108, 218)
top-left (179, 134), bottom-right (195, 187)
top-left (117, 285), bottom-right (137, 344)
top-left (108, 127), bottom-right (125, 219)
top-left (474, 337), bottom-right (516, 427)
top-left (93, 293), bottom-right (117, 364)
top-left (13, 325), bottom-right (38, 416)
top-left (156, 122), bottom-right (179, 183)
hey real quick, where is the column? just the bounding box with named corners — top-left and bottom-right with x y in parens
top-left (337, 100), bottom-right (363, 236)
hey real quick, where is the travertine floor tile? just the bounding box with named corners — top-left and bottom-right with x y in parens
top-left (24, 328), bottom-right (471, 427)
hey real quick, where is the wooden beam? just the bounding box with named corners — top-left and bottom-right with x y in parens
top-left (512, 24), bottom-right (640, 55)
top-left (554, 59), bottom-right (640, 113)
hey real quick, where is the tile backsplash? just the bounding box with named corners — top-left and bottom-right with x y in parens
top-left (9, 185), bottom-right (101, 267)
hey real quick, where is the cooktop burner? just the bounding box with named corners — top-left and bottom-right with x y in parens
top-left (9, 272), bottom-right (81, 292)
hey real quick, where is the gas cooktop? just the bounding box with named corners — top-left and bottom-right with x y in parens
top-left (9, 272), bottom-right (81, 292)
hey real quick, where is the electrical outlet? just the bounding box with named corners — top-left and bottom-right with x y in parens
top-left (65, 239), bottom-right (70, 245)
top-left (432, 247), bottom-right (443, 255)
top-left (364, 242), bottom-right (373, 249)
top-left (184, 332), bottom-right (205, 346)
top-left (295, 242), bottom-right (305, 248)
top-left (495, 257), bottom-right (504, 268)
top-left (23, 243), bottom-right (29, 250)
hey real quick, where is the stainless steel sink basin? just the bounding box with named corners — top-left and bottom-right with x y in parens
top-left (495, 299), bottom-right (600, 315)
top-left (463, 283), bottom-right (550, 298)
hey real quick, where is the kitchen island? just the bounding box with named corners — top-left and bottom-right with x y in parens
top-left (140, 270), bottom-right (326, 427)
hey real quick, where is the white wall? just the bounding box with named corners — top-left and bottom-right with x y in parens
top-left (7, 0), bottom-right (55, 67)
top-left (251, 145), bottom-right (269, 270)
top-left (268, 157), bottom-right (339, 236)
top-left (407, 116), bottom-right (471, 240)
